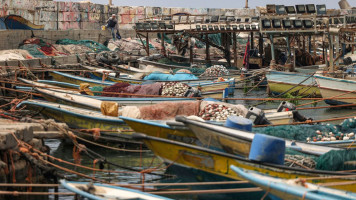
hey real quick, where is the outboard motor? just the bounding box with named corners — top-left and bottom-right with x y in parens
top-left (184, 87), bottom-right (202, 97)
top-left (277, 101), bottom-right (312, 122)
top-left (276, 101), bottom-right (296, 112)
top-left (245, 107), bottom-right (271, 125)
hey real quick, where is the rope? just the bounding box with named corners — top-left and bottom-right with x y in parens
top-left (0, 191), bottom-right (74, 196)
top-left (74, 134), bottom-right (150, 153)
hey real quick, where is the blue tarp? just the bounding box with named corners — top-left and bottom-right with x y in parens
top-left (143, 72), bottom-right (198, 81)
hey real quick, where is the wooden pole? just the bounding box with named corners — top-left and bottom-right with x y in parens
top-left (330, 35), bottom-right (334, 73)
top-left (335, 35), bottom-right (340, 66)
top-left (245, 0), bottom-right (249, 8)
top-left (189, 36), bottom-right (193, 65)
top-left (250, 32), bottom-right (254, 49)
top-left (233, 32), bottom-right (237, 68)
top-left (146, 33), bottom-right (150, 56)
top-left (160, 33), bottom-right (166, 56)
top-left (205, 33), bottom-right (210, 63)
top-left (259, 33), bottom-right (263, 58)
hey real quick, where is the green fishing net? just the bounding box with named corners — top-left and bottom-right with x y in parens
top-left (315, 149), bottom-right (356, 171)
top-left (91, 86), bottom-right (104, 96)
top-left (19, 44), bottom-right (47, 58)
top-left (56, 39), bottom-right (110, 53)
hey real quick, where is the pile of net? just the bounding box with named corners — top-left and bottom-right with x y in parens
top-left (173, 68), bottom-right (206, 75)
top-left (143, 72), bottom-right (198, 81)
top-left (53, 44), bottom-right (93, 55)
top-left (118, 100), bottom-right (248, 120)
top-left (253, 118), bottom-right (356, 142)
top-left (107, 38), bottom-right (143, 51)
top-left (157, 57), bottom-right (191, 67)
top-left (120, 101), bottom-right (201, 120)
top-left (315, 149), bottom-right (356, 171)
top-left (56, 39), bottom-right (110, 53)
top-left (20, 38), bottom-right (66, 57)
top-left (161, 82), bottom-right (189, 96)
top-left (198, 101), bottom-right (247, 121)
top-left (200, 65), bottom-right (230, 77)
top-left (0, 49), bottom-right (33, 61)
top-left (98, 82), bottom-right (162, 98)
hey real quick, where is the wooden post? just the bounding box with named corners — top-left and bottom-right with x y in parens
top-left (286, 36), bottom-right (291, 61)
top-left (352, 36), bottom-right (355, 54)
top-left (308, 35), bottom-right (312, 53)
top-left (233, 32), bottom-right (237, 68)
top-left (302, 36), bottom-right (306, 52)
top-left (335, 35), bottom-right (339, 66)
top-left (250, 32), bottom-right (254, 49)
top-left (270, 35), bottom-right (276, 62)
top-left (146, 33), bottom-right (150, 56)
top-left (205, 33), bottom-right (210, 63)
top-left (259, 33), bottom-right (263, 58)
top-left (189, 36), bottom-right (193, 65)
top-left (160, 33), bottom-right (166, 56)
top-left (245, 0), bottom-right (249, 8)
top-left (330, 35), bottom-right (334, 73)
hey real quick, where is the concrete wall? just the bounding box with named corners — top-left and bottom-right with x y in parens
top-left (0, 0), bottom-right (256, 30)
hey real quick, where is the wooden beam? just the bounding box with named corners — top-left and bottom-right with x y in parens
top-left (205, 33), bottom-right (210, 63)
top-left (233, 33), bottom-right (237, 68)
top-left (160, 33), bottom-right (166, 56)
top-left (146, 33), bottom-right (150, 56)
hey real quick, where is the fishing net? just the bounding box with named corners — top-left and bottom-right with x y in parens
top-left (20, 38), bottom-right (65, 57)
top-left (19, 44), bottom-right (47, 58)
top-left (200, 65), bottom-right (230, 77)
top-left (315, 149), bottom-right (356, 171)
top-left (101, 82), bottom-right (131, 97)
top-left (161, 82), bottom-right (189, 97)
top-left (157, 33), bottom-right (172, 44)
top-left (139, 101), bottom-right (201, 120)
top-left (56, 39), bottom-right (110, 53)
top-left (253, 118), bottom-right (356, 142)
top-left (157, 57), bottom-right (191, 67)
top-left (91, 86), bottom-right (104, 96)
top-left (173, 68), bottom-right (206, 75)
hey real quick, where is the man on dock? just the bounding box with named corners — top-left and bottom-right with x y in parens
top-left (106, 14), bottom-right (121, 41)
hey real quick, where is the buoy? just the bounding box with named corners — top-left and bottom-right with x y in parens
top-left (225, 116), bottom-right (253, 132)
top-left (249, 134), bottom-right (286, 165)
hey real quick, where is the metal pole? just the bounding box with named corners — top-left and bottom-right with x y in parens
top-left (205, 33), bottom-right (210, 63)
top-left (146, 33), bottom-right (150, 56)
top-left (335, 35), bottom-right (339, 66)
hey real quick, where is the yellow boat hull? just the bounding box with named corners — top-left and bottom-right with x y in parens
top-left (140, 135), bottom-right (356, 193)
top-left (268, 81), bottom-right (321, 97)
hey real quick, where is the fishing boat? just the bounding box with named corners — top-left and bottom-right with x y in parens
top-left (17, 100), bottom-right (134, 137)
top-left (176, 116), bottom-right (340, 156)
top-left (315, 75), bottom-right (356, 105)
top-left (231, 166), bottom-right (356, 200)
top-left (60, 180), bottom-right (172, 200)
top-left (20, 78), bottom-right (197, 107)
top-left (3, 15), bottom-right (45, 30)
top-left (132, 133), bottom-right (356, 193)
top-left (266, 70), bottom-right (321, 97)
top-left (49, 71), bottom-right (233, 98)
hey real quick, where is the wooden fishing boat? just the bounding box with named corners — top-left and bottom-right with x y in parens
top-left (3, 15), bottom-right (45, 30)
top-left (176, 116), bottom-right (345, 156)
top-left (60, 180), bottom-right (172, 200)
top-left (266, 71), bottom-right (321, 97)
top-left (315, 75), bottom-right (356, 105)
top-left (17, 100), bottom-right (133, 136)
top-left (231, 166), bottom-right (356, 200)
top-left (20, 78), bottom-right (196, 107)
top-left (132, 133), bottom-right (356, 193)
top-left (49, 71), bottom-right (233, 98)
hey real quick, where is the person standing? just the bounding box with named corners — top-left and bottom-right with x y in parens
top-left (106, 14), bottom-right (121, 40)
